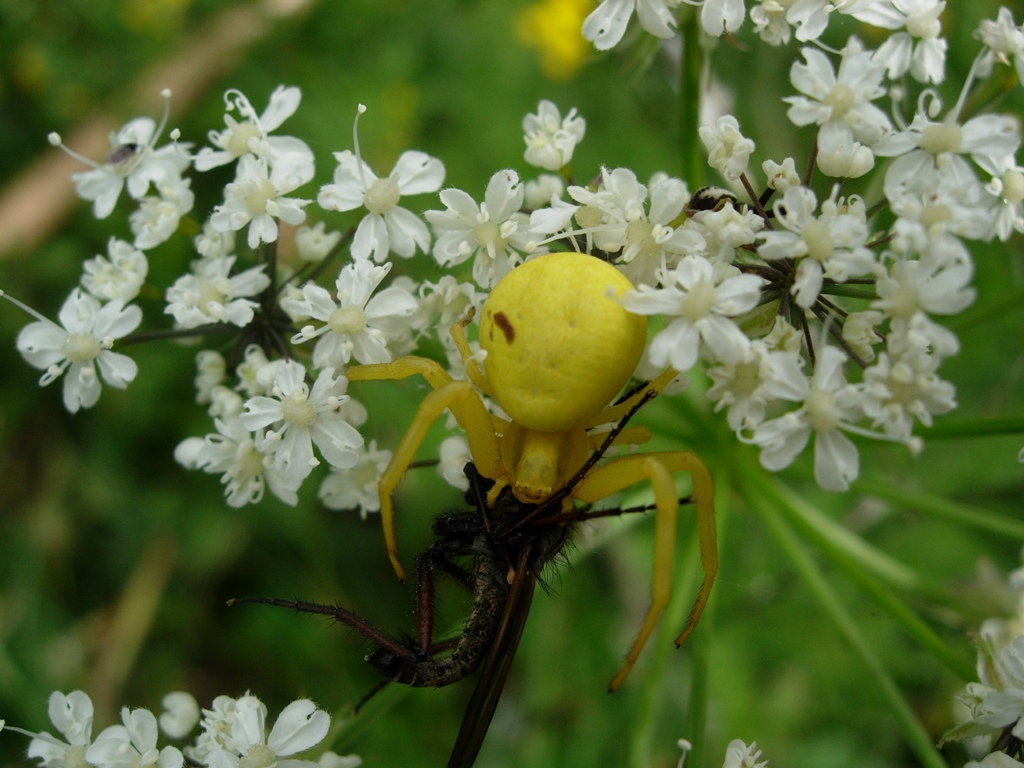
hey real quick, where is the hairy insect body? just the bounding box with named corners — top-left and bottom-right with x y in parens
top-left (367, 471), bottom-right (569, 688)
top-left (367, 536), bottom-right (511, 687)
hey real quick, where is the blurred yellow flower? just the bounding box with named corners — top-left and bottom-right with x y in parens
top-left (516, 0), bottom-right (591, 81)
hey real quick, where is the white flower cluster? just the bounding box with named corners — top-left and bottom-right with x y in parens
top-left (942, 553), bottom-right (1024, 766)
top-left (1, 689), bottom-right (357, 768)
top-left (4, 7), bottom-right (1022, 513)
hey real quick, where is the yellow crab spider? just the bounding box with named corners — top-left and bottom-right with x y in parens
top-left (345, 251), bottom-right (717, 690)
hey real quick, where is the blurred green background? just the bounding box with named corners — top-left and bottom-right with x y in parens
top-left (1, 1), bottom-right (1023, 767)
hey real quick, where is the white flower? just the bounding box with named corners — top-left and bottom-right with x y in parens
top-left (872, 254), bottom-right (976, 319)
top-left (977, 155), bottom-right (1024, 242)
top-left (81, 237), bottom-right (149, 302)
top-left (240, 361), bottom-right (364, 483)
top-left (209, 154), bottom-right (313, 249)
top-left (203, 695), bottom-right (329, 768)
top-left (859, 349), bottom-right (955, 440)
top-left (426, 170), bottom-right (533, 288)
top-left (701, 0), bottom-right (745, 36)
top-left (165, 255), bottom-right (270, 328)
top-left (706, 341), bottom-right (808, 431)
top-left (524, 173), bottom-right (566, 208)
top-left (722, 739), bottom-right (769, 768)
top-left (842, 309), bottom-right (884, 362)
top-left (319, 147), bottom-right (444, 263)
top-left (816, 120), bottom-right (876, 178)
top-left (195, 221), bottom-right (236, 259)
top-left (174, 416), bottom-right (301, 506)
top-left (86, 707), bottom-right (183, 768)
top-left (438, 435), bottom-right (472, 491)
top-left (295, 221), bottom-right (343, 262)
top-left (619, 255), bottom-right (763, 372)
top-left (195, 85), bottom-right (312, 173)
top-left (749, 346), bottom-right (862, 491)
top-left (582, 0), bottom-right (680, 50)
top-left (687, 198), bottom-right (764, 264)
top-left (18, 690), bottom-right (96, 768)
top-left (570, 170), bottom-right (706, 285)
top-left (129, 176), bottom-right (195, 249)
top-left (11, 288), bottom-right (141, 413)
top-left (976, 6), bottom-right (1024, 82)
top-left (699, 115), bottom-right (755, 181)
top-left (522, 100), bottom-right (586, 171)
top-left (762, 157), bottom-right (801, 192)
top-left (319, 439), bottom-right (392, 517)
top-left (874, 109), bottom-right (1021, 206)
top-left (414, 275), bottom-right (484, 338)
top-left (58, 101), bottom-right (191, 219)
top-left (945, 636), bottom-right (1024, 745)
top-left (965, 754), bottom-right (1024, 768)
top-left (285, 260), bottom-right (418, 368)
top-left (783, 40), bottom-right (891, 174)
top-left (757, 186), bottom-right (875, 308)
top-left (159, 692), bottom-right (201, 740)
top-left (193, 350), bottom-right (227, 405)
top-left (854, 0), bottom-right (948, 84)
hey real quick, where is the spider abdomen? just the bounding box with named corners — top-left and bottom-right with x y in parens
top-left (479, 252), bottom-right (646, 432)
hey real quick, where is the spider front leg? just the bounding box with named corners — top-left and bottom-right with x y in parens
top-left (346, 357), bottom-right (502, 580)
top-left (572, 451), bottom-right (717, 691)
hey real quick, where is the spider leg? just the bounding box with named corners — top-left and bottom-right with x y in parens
top-left (572, 450), bottom-right (716, 691)
top-left (347, 358), bottom-right (502, 580)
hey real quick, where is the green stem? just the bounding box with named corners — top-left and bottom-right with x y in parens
top-left (679, 13), bottom-right (704, 184)
top-left (744, 473), bottom-right (950, 768)
top-left (852, 477), bottom-right (1024, 540)
top-left (756, 474), bottom-right (974, 681)
top-left (917, 416), bottom-right (1024, 439)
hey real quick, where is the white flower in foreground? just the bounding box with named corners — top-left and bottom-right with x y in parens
top-left (438, 435), bottom-right (472, 491)
top-left (159, 692), bottom-right (200, 740)
top-left (319, 144), bottom-right (444, 263)
top-left (758, 186), bottom-right (875, 308)
top-left (319, 439), bottom-right (392, 517)
top-left (86, 707), bottom-right (183, 768)
top-left (706, 341), bottom-right (808, 431)
top-left (853, 0), bottom-right (947, 84)
top-left (945, 636), bottom-right (1024, 746)
top-left (699, 115), bottom-right (755, 181)
top-left (195, 85), bottom-right (311, 172)
top-left (522, 100), bottom-right (586, 171)
top-left (722, 738), bottom-right (769, 768)
top-left (129, 176), bottom-right (195, 249)
top-left (81, 237), bottom-right (149, 302)
top-left (209, 154), bottom-right (313, 249)
top-left (859, 350), bottom-right (955, 440)
top-left (165, 255), bottom-right (270, 328)
top-left (976, 6), bottom-right (1024, 82)
top-left (582, 0), bottom-right (680, 50)
top-left (619, 255), bottom-right (763, 372)
top-left (240, 361), bottom-right (364, 483)
top-left (874, 109), bottom-right (1021, 201)
top-left (10, 288), bottom-right (141, 413)
top-left (54, 96), bottom-right (191, 219)
top-left (749, 346), bottom-right (862, 491)
top-left (175, 416), bottom-right (301, 507)
top-left (285, 260), bottom-right (418, 368)
top-left (6, 690), bottom-right (97, 768)
top-left (195, 221), bottom-right (236, 259)
top-left (203, 695), bottom-right (329, 768)
top-left (701, 0), bottom-right (745, 37)
top-left (295, 221), bottom-right (343, 262)
top-left (426, 170), bottom-right (533, 288)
